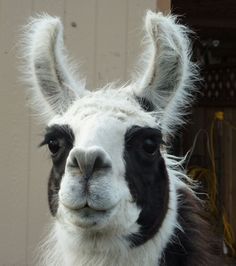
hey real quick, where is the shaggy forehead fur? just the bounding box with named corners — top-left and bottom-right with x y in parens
top-left (50, 87), bottom-right (158, 128)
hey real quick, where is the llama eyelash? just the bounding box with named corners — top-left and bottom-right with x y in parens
top-left (39, 124), bottom-right (75, 147)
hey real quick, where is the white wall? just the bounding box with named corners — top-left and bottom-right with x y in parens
top-left (0, 0), bottom-right (159, 264)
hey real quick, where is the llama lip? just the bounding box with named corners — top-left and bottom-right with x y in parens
top-left (60, 200), bottom-right (115, 213)
top-left (60, 202), bottom-right (114, 229)
top-left (77, 206), bottom-right (108, 215)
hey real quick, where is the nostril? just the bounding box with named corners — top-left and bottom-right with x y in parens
top-left (68, 157), bottom-right (80, 169)
top-left (93, 155), bottom-right (111, 173)
top-left (93, 156), bottom-right (103, 172)
top-left (73, 157), bottom-right (79, 167)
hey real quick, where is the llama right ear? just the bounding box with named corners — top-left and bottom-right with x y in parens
top-left (133, 11), bottom-right (197, 136)
top-left (21, 15), bottom-right (86, 121)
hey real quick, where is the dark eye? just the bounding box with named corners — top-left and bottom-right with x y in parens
top-left (142, 138), bottom-right (158, 155)
top-left (48, 139), bottom-right (60, 155)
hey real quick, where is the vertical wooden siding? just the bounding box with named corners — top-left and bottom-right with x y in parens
top-left (0, 0), bottom-right (157, 264)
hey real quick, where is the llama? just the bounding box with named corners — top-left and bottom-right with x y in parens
top-left (21, 11), bottom-right (223, 266)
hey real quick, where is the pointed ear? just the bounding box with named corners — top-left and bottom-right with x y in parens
top-left (21, 14), bottom-right (86, 121)
top-left (133, 11), bottom-right (197, 136)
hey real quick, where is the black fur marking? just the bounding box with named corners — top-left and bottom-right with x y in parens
top-left (160, 188), bottom-right (224, 266)
top-left (124, 126), bottom-right (169, 247)
top-left (40, 124), bottom-right (74, 148)
top-left (136, 96), bottom-right (155, 112)
top-left (40, 124), bottom-right (74, 215)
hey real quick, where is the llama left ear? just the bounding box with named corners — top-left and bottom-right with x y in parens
top-left (133, 11), bottom-right (197, 136)
top-left (21, 14), bottom-right (86, 121)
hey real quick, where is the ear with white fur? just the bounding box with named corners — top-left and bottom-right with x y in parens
top-left (21, 14), bottom-right (86, 121)
top-left (134, 11), bottom-right (197, 136)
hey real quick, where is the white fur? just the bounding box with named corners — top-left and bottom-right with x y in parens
top-left (21, 11), bottom-right (197, 266)
top-left (20, 14), bottom-right (86, 120)
top-left (132, 11), bottom-right (198, 137)
top-left (36, 154), bottom-right (183, 266)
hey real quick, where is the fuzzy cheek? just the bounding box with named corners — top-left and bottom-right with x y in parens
top-left (59, 176), bottom-right (87, 210)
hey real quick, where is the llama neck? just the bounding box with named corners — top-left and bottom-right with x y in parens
top-left (37, 187), bottom-right (223, 266)
top-left (53, 223), bottom-right (163, 266)
top-left (40, 210), bottom-right (177, 266)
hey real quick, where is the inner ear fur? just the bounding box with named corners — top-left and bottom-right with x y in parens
top-left (21, 14), bottom-right (86, 121)
top-left (133, 11), bottom-right (198, 136)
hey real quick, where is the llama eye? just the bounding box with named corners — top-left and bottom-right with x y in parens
top-left (48, 139), bottom-right (60, 155)
top-left (142, 138), bottom-right (158, 155)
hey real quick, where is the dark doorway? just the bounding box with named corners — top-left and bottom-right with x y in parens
top-left (171, 0), bottom-right (236, 261)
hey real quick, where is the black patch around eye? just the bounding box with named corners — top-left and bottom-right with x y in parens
top-left (126, 126), bottom-right (163, 152)
top-left (124, 126), bottom-right (169, 247)
top-left (136, 97), bottom-right (155, 112)
top-left (40, 124), bottom-right (74, 148)
top-left (39, 124), bottom-right (75, 216)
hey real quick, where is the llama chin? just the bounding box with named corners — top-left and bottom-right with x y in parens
top-left (21, 10), bottom-right (223, 266)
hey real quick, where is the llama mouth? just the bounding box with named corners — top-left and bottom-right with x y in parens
top-left (60, 200), bottom-right (115, 213)
top-left (59, 201), bottom-right (115, 228)
top-left (59, 193), bottom-right (120, 228)
top-left (77, 206), bottom-right (108, 217)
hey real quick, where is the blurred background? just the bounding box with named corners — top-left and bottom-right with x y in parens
top-left (0, 0), bottom-right (235, 265)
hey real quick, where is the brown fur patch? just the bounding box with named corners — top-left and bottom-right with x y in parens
top-left (160, 188), bottom-right (225, 266)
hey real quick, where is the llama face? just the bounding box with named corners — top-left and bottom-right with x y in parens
top-left (44, 89), bottom-right (167, 236)
top-left (22, 11), bottom-right (195, 250)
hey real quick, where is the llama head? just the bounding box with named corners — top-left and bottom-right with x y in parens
top-left (22, 11), bottom-right (196, 248)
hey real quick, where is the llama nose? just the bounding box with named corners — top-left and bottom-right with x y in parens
top-left (68, 147), bottom-right (112, 180)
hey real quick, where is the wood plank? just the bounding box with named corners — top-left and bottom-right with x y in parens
top-left (157, 0), bottom-right (170, 14)
top-left (0, 0), bottom-right (31, 264)
top-left (64, 0), bottom-right (96, 89)
top-left (230, 109), bottom-right (236, 240)
top-left (32, 0), bottom-right (65, 17)
top-left (223, 110), bottom-right (232, 223)
top-left (95, 0), bottom-right (127, 87)
top-left (126, 0), bottom-right (156, 81)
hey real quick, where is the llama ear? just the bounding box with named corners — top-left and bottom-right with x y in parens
top-left (133, 11), bottom-right (197, 136)
top-left (21, 14), bottom-right (86, 120)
